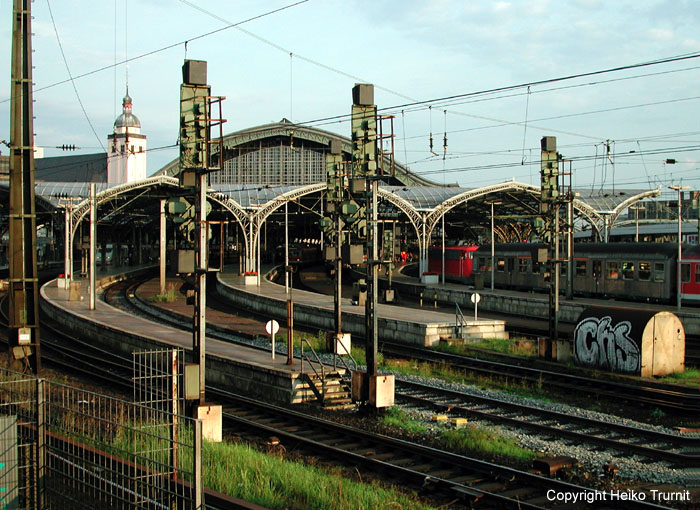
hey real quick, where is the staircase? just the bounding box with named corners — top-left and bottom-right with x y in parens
top-left (298, 338), bottom-right (355, 409)
top-left (301, 370), bottom-right (354, 410)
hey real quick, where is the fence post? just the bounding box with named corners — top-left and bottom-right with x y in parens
top-left (194, 419), bottom-right (203, 509)
top-left (36, 378), bottom-right (45, 509)
top-left (171, 349), bottom-right (179, 481)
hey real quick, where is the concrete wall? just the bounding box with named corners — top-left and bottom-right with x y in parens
top-left (215, 275), bottom-right (455, 347)
top-left (40, 270), bottom-right (304, 404)
top-left (378, 272), bottom-right (700, 337)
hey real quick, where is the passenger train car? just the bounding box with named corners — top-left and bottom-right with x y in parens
top-left (428, 243), bottom-right (700, 304)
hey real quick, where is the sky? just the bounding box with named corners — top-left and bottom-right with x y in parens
top-left (1, 0), bottom-right (699, 202)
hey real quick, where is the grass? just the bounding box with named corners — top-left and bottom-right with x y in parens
top-left (112, 423), bottom-right (435, 510)
top-left (653, 367), bottom-right (699, 386)
top-left (106, 419), bottom-right (437, 510)
top-left (381, 407), bottom-right (428, 435)
top-left (202, 441), bottom-right (436, 510)
top-left (380, 358), bottom-right (549, 401)
top-left (436, 337), bottom-right (537, 358)
top-left (151, 282), bottom-right (178, 303)
top-left (440, 425), bottom-right (536, 463)
top-left (381, 407), bottom-right (536, 464)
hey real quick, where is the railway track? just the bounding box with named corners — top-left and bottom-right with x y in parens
top-left (298, 265), bottom-right (700, 367)
top-left (380, 341), bottom-right (700, 414)
top-left (214, 387), bottom-right (673, 510)
top-left (4, 278), bottom-right (691, 508)
top-left (8, 315), bottom-right (672, 509)
top-left (110, 278), bottom-right (700, 458)
top-left (116, 273), bottom-right (699, 417)
top-left (395, 379), bottom-right (700, 467)
top-left (110, 276), bottom-right (700, 469)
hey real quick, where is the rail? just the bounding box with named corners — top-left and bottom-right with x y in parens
top-left (300, 337), bottom-right (326, 404)
top-left (334, 347), bottom-right (358, 375)
top-left (455, 302), bottom-right (467, 338)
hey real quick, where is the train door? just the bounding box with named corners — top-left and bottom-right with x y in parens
top-left (681, 259), bottom-right (700, 302)
top-left (592, 259), bottom-right (602, 296)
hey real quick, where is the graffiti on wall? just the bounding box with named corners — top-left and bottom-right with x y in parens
top-left (574, 315), bottom-right (640, 373)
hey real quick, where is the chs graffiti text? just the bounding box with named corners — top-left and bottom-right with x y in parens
top-left (574, 316), bottom-right (640, 373)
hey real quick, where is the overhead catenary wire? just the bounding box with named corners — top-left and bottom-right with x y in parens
top-left (0, 0), bottom-right (310, 104)
top-left (46, 0), bottom-right (106, 152)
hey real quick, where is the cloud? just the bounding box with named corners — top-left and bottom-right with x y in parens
top-left (647, 28), bottom-right (674, 42)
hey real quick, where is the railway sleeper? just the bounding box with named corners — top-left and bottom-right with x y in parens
top-left (468, 480), bottom-right (509, 492)
top-left (391, 457), bottom-right (423, 467)
top-left (408, 462), bottom-right (443, 473)
top-left (497, 486), bottom-right (541, 499)
top-left (366, 451), bottom-right (396, 461)
top-left (446, 474), bottom-right (489, 485)
top-left (449, 485), bottom-right (484, 503)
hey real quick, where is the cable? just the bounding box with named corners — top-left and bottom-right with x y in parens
top-left (28, 143), bottom-right (178, 180)
top-left (0, 0), bottom-right (309, 103)
top-left (177, 0), bottom-right (416, 103)
top-left (292, 51), bottom-right (700, 129)
top-left (46, 0), bottom-right (106, 152)
top-left (411, 143), bottom-right (700, 177)
top-left (520, 86), bottom-right (530, 165)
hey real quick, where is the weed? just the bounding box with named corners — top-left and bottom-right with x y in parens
top-left (649, 408), bottom-right (666, 420)
top-left (151, 283), bottom-right (178, 303)
top-left (381, 407), bottom-right (428, 435)
top-left (440, 424), bottom-right (536, 463)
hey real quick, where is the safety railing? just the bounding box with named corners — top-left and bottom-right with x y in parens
top-left (300, 338), bottom-right (326, 404)
top-left (455, 302), bottom-right (467, 339)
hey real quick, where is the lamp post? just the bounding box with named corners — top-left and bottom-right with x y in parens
top-left (669, 185), bottom-right (689, 311)
top-left (630, 205), bottom-right (645, 243)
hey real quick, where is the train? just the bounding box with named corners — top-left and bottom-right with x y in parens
top-left (288, 244), bottom-right (322, 265)
top-left (427, 242), bottom-right (700, 304)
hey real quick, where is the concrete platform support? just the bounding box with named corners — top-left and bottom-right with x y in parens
top-left (195, 405), bottom-right (222, 442)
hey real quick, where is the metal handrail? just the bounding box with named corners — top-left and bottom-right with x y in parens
top-left (455, 302), bottom-right (467, 338)
top-left (300, 338), bottom-right (326, 403)
top-left (335, 349), bottom-right (358, 375)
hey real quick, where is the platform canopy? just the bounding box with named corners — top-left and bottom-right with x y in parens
top-left (0, 178), bottom-right (659, 242)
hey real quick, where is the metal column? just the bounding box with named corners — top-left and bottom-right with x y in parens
top-left (89, 183), bottom-right (96, 310)
top-left (8, 0), bottom-right (40, 372)
top-left (160, 199), bottom-right (167, 294)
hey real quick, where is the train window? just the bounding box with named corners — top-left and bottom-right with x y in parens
top-left (606, 261), bottom-right (619, 280)
top-left (560, 263), bottom-right (567, 276)
top-left (638, 262), bottom-right (651, 281)
top-left (575, 260), bottom-right (587, 277)
top-left (533, 260), bottom-right (540, 273)
top-left (682, 263), bottom-right (691, 283)
top-left (622, 262), bottom-right (635, 280)
top-left (696, 264), bottom-right (700, 284)
top-left (519, 258), bottom-right (529, 273)
top-left (468, 252), bottom-right (474, 260)
top-left (592, 260), bottom-right (602, 278)
top-left (497, 258), bottom-right (505, 272)
top-left (508, 258), bottom-right (514, 273)
top-left (654, 263), bottom-right (665, 282)
top-left (478, 257), bottom-right (487, 271)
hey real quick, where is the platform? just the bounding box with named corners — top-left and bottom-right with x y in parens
top-left (39, 266), bottom-right (340, 405)
top-left (215, 269), bottom-right (508, 346)
top-left (382, 264), bottom-right (700, 337)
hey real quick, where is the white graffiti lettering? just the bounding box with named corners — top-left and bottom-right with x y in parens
top-left (574, 316), bottom-right (640, 373)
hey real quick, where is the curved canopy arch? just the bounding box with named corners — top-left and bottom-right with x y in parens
top-left (252, 183), bottom-right (327, 226)
top-left (69, 175), bottom-right (181, 229)
top-left (155, 120), bottom-right (443, 188)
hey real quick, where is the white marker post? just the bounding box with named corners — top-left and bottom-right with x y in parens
top-left (265, 320), bottom-right (280, 360)
top-left (471, 292), bottom-right (481, 322)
